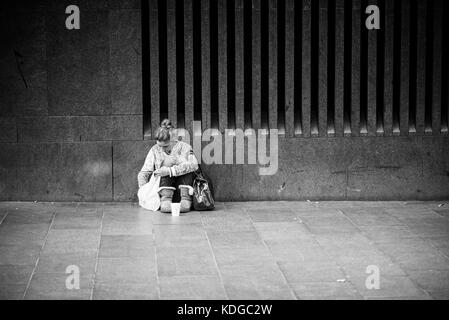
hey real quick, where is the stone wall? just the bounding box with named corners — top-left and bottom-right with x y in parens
top-left (0, 0), bottom-right (448, 201)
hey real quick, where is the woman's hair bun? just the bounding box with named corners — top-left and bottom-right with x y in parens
top-left (160, 119), bottom-right (172, 129)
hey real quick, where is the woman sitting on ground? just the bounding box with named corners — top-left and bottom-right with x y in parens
top-left (137, 119), bottom-right (199, 213)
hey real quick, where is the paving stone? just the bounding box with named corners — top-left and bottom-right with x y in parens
top-left (0, 223), bottom-right (50, 244)
top-left (201, 215), bottom-right (256, 232)
top-left (426, 289), bottom-right (449, 300)
top-left (407, 223), bottom-right (449, 237)
top-left (291, 281), bottom-right (362, 300)
top-left (314, 233), bottom-right (374, 248)
top-left (394, 251), bottom-right (449, 271)
top-left (407, 270), bottom-right (449, 293)
top-left (278, 261), bottom-right (345, 283)
top-left (2, 211), bottom-right (54, 225)
top-left (375, 237), bottom-right (439, 256)
top-left (42, 229), bottom-right (100, 254)
top-left (307, 224), bottom-right (360, 235)
top-left (0, 283), bottom-right (27, 300)
top-left (253, 221), bottom-right (314, 241)
top-left (151, 211), bottom-right (203, 225)
top-left (433, 208), bottom-right (449, 219)
top-left (342, 211), bottom-right (403, 227)
top-left (35, 251), bottom-right (97, 275)
top-left (301, 216), bottom-right (356, 228)
top-left (0, 265), bottom-right (33, 285)
top-left (265, 239), bottom-right (330, 263)
top-left (0, 243), bottom-right (41, 265)
top-left (52, 213), bottom-right (102, 230)
top-left (159, 275), bottom-right (227, 299)
top-left (99, 235), bottom-right (154, 258)
top-left (316, 201), bottom-right (406, 208)
top-left (358, 225), bottom-right (419, 243)
top-left (95, 257), bottom-right (157, 283)
top-left (101, 218), bottom-right (153, 235)
top-left (349, 275), bottom-right (429, 299)
top-left (294, 208), bottom-right (347, 219)
top-left (246, 208), bottom-right (299, 222)
top-left (213, 245), bottom-right (274, 267)
top-left (207, 231), bottom-right (264, 248)
top-left (24, 273), bottom-right (94, 300)
top-left (93, 281), bottom-right (158, 300)
top-left (156, 246), bottom-right (217, 277)
top-left (425, 236), bottom-right (449, 257)
top-left (338, 256), bottom-right (407, 279)
top-left (220, 264), bottom-right (295, 300)
top-left (153, 224), bottom-right (209, 247)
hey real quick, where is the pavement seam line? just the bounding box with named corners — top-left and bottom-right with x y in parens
top-left (202, 217), bottom-right (230, 300)
top-left (90, 207), bottom-right (105, 300)
top-left (153, 223), bottom-right (161, 300)
top-left (248, 207), bottom-right (299, 300)
top-left (22, 209), bottom-right (56, 300)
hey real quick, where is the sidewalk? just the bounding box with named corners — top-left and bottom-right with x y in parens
top-left (0, 200), bottom-right (448, 300)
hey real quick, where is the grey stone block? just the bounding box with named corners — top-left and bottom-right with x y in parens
top-left (220, 263), bottom-right (295, 299)
top-left (0, 142), bottom-right (113, 201)
top-left (0, 118), bottom-right (17, 142)
top-left (420, 136), bottom-right (449, 199)
top-left (112, 140), bottom-right (153, 201)
top-left (107, 0), bottom-right (140, 9)
top-left (17, 116), bottom-right (142, 142)
top-left (46, 10), bottom-right (110, 115)
top-left (0, 12), bottom-right (47, 116)
top-left (99, 235), bottom-right (155, 258)
top-left (24, 272), bottom-right (94, 300)
top-left (159, 275), bottom-right (227, 299)
top-left (46, 0), bottom-right (109, 11)
top-left (344, 136), bottom-right (424, 200)
top-left (109, 10), bottom-right (142, 115)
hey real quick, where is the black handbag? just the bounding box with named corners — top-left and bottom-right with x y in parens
top-left (192, 165), bottom-right (215, 210)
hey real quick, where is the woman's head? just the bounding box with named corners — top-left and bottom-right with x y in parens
top-left (155, 119), bottom-right (175, 151)
top-left (155, 119), bottom-right (173, 142)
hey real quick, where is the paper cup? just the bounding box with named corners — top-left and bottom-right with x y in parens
top-left (171, 203), bottom-right (181, 216)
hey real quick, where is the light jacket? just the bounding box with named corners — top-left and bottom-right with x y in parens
top-left (137, 141), bottom-right (199, 188)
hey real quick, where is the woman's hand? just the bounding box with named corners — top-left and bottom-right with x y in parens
top-left (154, 166), bottom-right (171, 177)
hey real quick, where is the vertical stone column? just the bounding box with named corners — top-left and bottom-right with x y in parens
top-left (167, 0), bottom-right (178, 127)
top-left (318, 0), bottom-right (328, 137)
top-left (285, 0), bottom-right (295, 137)
top-left (400, 0), bottom-right (410, 134)
top-left (184, 0), bottom-right (194, 136)
top-left (302, 0), bottom-right (311, 137)
top-left (235, 0), bottom-right (245, 129)
top-left (252, 0), bottom-right (261, 130)
top-left (416, 0), bottom-right (426, 135)
top-left (150, 0), bottom-right (160, 137)
top-left (383, 0), bottom-right (394, 136)
top-left (335, 0), bottom-right (345, 137)
top-left (218, 0), bottom-right (228, 132)
top-left (351, 0), bottom-right (360, 136)
top-left (432, 0), bottom-right (443, 134)
top-left (367, 0), bottom-right (378, 136)
top-left (269, 0), bottom-right (278, 132)
top-left (201, 0), bottom-right (211, 130)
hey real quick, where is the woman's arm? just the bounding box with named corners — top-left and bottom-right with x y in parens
top-left (137, 148), bottom-right (155, 188)
top-left (168, 143), bottom-right (199, 177)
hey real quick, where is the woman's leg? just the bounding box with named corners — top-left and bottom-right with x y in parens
top-left (175, 172), bottom-right (195, 213)
top-left (158, 176), bottom-right (176, 213)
